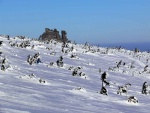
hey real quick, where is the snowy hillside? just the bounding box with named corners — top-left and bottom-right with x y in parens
top-left (0, 36), bottom-right (150, 113)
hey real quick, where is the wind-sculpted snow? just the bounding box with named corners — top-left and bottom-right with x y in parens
top-left (0, 36), bottom-right (150, 113)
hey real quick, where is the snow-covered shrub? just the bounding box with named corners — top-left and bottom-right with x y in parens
top-left (117, 83), bottom-right (131, 95)
top-left (128, 96), bottom-right (138, 103)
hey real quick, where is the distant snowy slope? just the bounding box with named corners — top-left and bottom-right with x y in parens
top-left (0, 36), bottom-right (150, 113)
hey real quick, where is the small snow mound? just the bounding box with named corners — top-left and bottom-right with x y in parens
top-left (88, 62), bottom-right (95, 66)
top-left (116, 100), bottom-right (140, 106)
top-left (73, 87), bottom-right (87, 92)
top-left (0, 91), bottom-right (7, 96)
top-left (125, 100), bottom-right (140, 106)
top-left (41, 81), bottom-right (51, 86)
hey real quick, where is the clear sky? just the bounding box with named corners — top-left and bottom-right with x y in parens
top-left (0, 0), bottom-right (150, 44)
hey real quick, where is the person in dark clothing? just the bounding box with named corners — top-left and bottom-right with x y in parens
top-left (142, 82), bottom-right (148, 94)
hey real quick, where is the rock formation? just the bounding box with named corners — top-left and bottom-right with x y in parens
top-left (39, 28), bottom-right (68, 42)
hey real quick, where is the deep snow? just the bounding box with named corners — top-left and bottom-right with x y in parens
top-left (0, 36), bottom-right (150, 113)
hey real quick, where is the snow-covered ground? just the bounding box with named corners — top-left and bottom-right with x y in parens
top-left (0, 36), bottom-right (150, 113)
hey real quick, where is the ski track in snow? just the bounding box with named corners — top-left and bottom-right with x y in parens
top-left (0, 36), bottom-right (150, 113)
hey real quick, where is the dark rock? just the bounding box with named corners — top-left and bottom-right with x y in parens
top-left (39, 28), bottom-right (68, 42)
top-left (61, 30), bottom-right (67, 42)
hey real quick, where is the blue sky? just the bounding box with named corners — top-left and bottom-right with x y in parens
top-left (0, 0), bottom-right (150, 44)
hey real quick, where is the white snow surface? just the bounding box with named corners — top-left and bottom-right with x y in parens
top-left (0, 36), bottom-right (150, 113)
